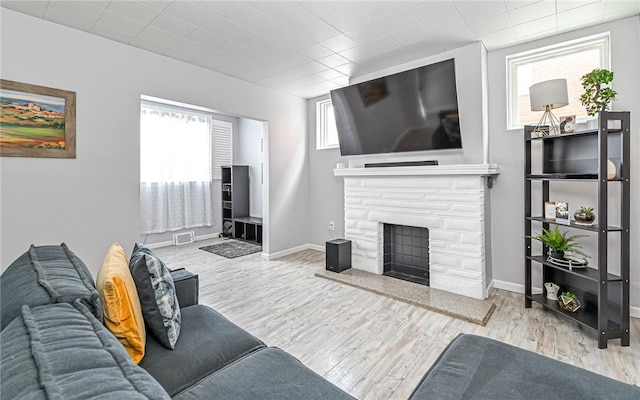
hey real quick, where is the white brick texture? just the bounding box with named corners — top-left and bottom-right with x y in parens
top-left (343, 174), bottom-right (489, 300)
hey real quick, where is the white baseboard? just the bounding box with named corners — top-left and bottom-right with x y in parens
top-left (145, 232), bottom-right (221, 250)
top-left (262, 243), bottom-right (324, 260)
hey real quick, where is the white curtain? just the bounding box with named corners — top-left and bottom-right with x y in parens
top-left (140, 104), bottom-right (213, 234)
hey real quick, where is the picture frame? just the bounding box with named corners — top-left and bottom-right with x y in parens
top-left (1, 79), bottom-right (76, 158)
top-left (544, 201), bottom-right (556, 221)
top-left (559, 115), bottom-right (577, 134)
top-left (555, 201), bottom-right (570, 225)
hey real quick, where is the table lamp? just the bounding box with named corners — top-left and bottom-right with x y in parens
top-left (529, 79), bottom-right (569, 137)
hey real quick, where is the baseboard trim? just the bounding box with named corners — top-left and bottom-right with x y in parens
top-left (263, 243), bottom-right (325, 260)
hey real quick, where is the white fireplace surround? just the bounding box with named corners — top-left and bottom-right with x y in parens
top-left (334, 164), bottom-right (500, 300)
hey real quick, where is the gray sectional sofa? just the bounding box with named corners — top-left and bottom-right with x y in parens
top-left (2, 243), bottom-right (639, 400)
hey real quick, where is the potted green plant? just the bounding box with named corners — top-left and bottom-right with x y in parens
top-left (574, 206), bottom-right (595, 224)
top-left (527, 226), bottom-right (589, 260)
top-left (580, 68), bottom-right (618, 117)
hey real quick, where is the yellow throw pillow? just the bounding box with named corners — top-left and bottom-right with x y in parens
top-left (96, 243), bottom-right (146, 364)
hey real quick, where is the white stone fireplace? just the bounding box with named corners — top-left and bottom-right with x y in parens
top-left (334, 164), bottom-right (500, 300)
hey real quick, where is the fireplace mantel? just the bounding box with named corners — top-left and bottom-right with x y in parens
top-left (333, 163), bottom-right (500, 178)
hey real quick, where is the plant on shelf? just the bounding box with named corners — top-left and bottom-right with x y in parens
top-left (574, 206), bottom-right (595, 224)
top-left (526, 226), bottom-right (589, 260)
top-left (558, 291), bottom-right (581, 312)
top-left (580, 68), bottom-right (618, 116)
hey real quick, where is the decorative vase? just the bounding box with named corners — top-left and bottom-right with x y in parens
top-left (544, 282), bottom-right (560, 300)
top-left (574, 209), bottom-right (595, 224)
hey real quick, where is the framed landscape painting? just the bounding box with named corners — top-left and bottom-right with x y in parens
top-left (0, 79), bottom-right (76, 158)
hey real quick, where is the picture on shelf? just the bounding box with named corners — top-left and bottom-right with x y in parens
top-left (555, 202), bottom-right (569, 225)
top-left (544, 201), bottom-right (556, 221)
top-left (559, 115), bottom-right (576, 133)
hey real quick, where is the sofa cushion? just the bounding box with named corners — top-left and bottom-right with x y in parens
top-left (408, 334), bottom-right (640, 400)
top-left (1, 243), bottom-right (102, 330)
top-left (139, 304), bottom-right (265, 397)
top-left (130, 243), bottom-right (181, 349)
top-left (96, 243), bottom-right (146, 363)
top-left (0, 301), bottom-right (170, 400)
top-left (172, 347), bottom-right (355, 400)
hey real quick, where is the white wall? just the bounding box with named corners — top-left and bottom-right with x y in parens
top-left (235, 118), bottom-right (264, 218)
top-left (0, 9), bottom-right (308, 274)
top-left (488, 16), bottom-right (640, 310)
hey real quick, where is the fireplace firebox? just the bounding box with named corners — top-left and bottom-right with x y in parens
top-left (383, 224), bottom-right (429, 286)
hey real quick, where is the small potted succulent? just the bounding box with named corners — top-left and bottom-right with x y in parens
top-left (574, 206), bottom-right (595, 224)
top-left (580, 68), bottom-right (618, 117)
top-left (558, 291), bottom-right (581, 312)
top-left (527, 226), bottom-right (589, 260)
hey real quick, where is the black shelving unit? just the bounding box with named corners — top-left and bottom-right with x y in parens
top-left (524, 111), bottom-right (630, 349)
top-left (221, 166), bottom-right (249, 238)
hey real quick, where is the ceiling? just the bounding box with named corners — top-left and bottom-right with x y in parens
top-left (2, 1), bottom-right (639, 99)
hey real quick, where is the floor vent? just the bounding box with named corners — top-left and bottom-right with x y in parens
top-left (173, 231), bottom-right (195, 246)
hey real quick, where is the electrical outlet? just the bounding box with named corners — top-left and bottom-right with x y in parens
top-left (329, 220), bottom-right (335, 231)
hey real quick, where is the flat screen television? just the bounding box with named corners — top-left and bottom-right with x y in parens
top-left (330, 58), bottom-right (461, 156)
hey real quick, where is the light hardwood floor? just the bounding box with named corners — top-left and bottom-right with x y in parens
top-left (155, 238), bottom-right (640, 400)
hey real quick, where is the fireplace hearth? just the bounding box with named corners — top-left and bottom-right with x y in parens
top-left (383, 224), bottom-right (429, 286)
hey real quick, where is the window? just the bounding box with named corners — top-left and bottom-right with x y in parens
top-left (507, 33), bottom-right (610, 129)
top-left (140, 101), bottom-right (228, 234)
top-left (316, 98), bottom-right (339, 150)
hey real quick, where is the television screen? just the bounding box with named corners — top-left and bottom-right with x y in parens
top-left (330, 58), bottom-right (461, 156)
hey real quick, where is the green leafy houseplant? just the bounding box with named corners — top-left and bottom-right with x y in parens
top-left (580, 69), bottom-right (618, 116)
top-left (526, 226), bottom-right (589, 259)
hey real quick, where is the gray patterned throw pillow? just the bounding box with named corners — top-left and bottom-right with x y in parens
top-left (129, 244), bottom-right (181, 350)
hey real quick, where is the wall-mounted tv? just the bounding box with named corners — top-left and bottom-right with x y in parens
top-left (330, 58), bottom-right (461, 156)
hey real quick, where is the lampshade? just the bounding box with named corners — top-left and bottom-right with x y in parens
top-left (529, 79), bottom-right (569, 111)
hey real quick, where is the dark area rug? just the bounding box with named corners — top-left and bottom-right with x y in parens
top-left (200, 240), bottom-right (262, 259)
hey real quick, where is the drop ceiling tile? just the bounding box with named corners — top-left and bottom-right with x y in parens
top-left (504, 1), bottom-right (542, 11)
top-left (245, 1), bottom-right (293, 18)
top-left (406, 1), bottom-right (456, 22)
top-left (317, 53), bottom-right (351, 68)
top-left (193, 1), bottom-right (233, 15)
top-left (404, 40), bottom-right (446, 58)
top-left (344, 23), bottom-right (388, 44)
top-left (320, 34), bottom-right (358, 53)
top-left (294, 43), bottom-right (335, 60)
top-left (287, 75), bottom-right (327, 90)
top-left (303, 19), bottom-right (343, 43)
top-left (299, 1), bottom-right (354, 19)
top-left (331, 75), bottom-right (350, 86)
top-left (133, 25), bottom-right (182, 52)
top-left (297, 62), bottom-right (331, 74)
top-left (95, 10), bottom-right (147, 38)
top-left (138, 1), bottom-right (172, 12)
top-left (271, 3), bottom-right (320, 31)
top-left (513, 14), bottom-right (557, 39)
top-left (44, 1), bottom-right (106, 32)
top-left (219, 2), bottom-right (272, 29)
top-left (421, 11), bottom-right (473, 39)
top-left (163, 1), bottom-right (218, 29)
top-left (456, 0), bottom-right (508, 20)
top-left (1, 1), bottom-right (48, 18)
top-left (350, 1), bottom-right (404, 21)
top-left (91, 23), bottom-right (136, 45)
top-left (149, 13), bottom-right (197, 37)
top-left (390, 24), bottom-right (431, 46)
top-left (316, 68), bottom-right (347, 80)
top-left (107, 2), bottom-right (160, 25)
top-left (338, 47), bottom-right (370, 64)
top-left (465, 12), bottom-right (513, 37)
top-left (556, 0), bottom-right (603, 13)
top-left (558, 1), bottom-right (607, 22)
top-left (516, 27), bottom-right (558, 43)
top-left (358, 35), bottom-right (404, 55)
top-left (320, 6), bottom-right (371, 32)
top-left (333, 62), bottom-right (359, 76)
top-left (372, 8), bottom-right (418, 33)
top-left (508, 0), bottom-right (556, 25)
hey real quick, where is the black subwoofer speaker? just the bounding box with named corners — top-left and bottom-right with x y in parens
top-left (326, 239), bottom-right (351, 273)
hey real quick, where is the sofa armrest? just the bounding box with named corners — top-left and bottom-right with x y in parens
top-left (170, 268), bottom-right (199, 308)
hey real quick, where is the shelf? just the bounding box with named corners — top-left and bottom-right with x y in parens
top-left (526, 216), bottom-right (623, 232)
top-left (527, 255), bottom-right (622, 282)
top-left (526, 128), bottom-right (622, 142)
top-left (527, 294), bottom-right (621, 333)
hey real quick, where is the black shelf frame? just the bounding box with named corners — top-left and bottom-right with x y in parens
top-left (524, 111), bottom-right (630, 349)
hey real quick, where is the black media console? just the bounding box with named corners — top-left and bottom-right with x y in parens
top-left (364, 160), bottom-right (438, 168)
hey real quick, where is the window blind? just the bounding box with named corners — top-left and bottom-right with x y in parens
top-left (212, 120), bottom-right (232, 180)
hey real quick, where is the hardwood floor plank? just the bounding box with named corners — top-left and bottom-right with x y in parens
top-left (154, 239), bottom-right (640, 399)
